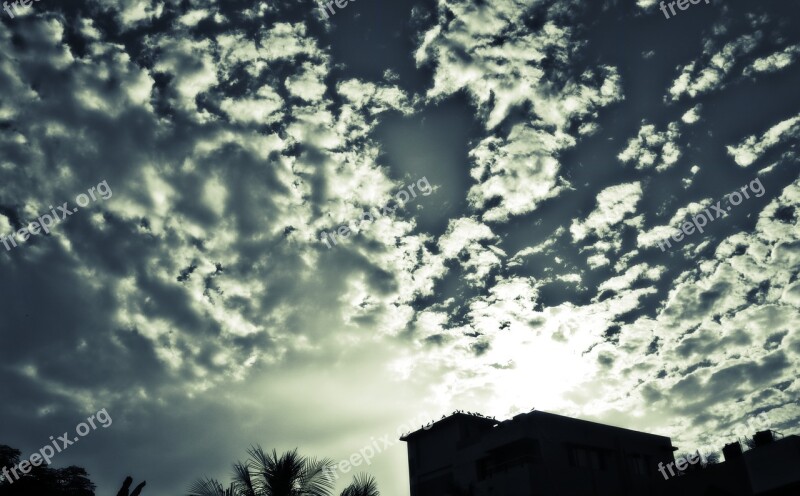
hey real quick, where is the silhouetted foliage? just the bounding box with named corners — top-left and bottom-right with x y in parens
top-left (338, 474), bottom-right (378, 496)
top-left (188, 447), bottom-right (379, 496)
top-left (0, 444), bottom-right (95, 496)
top-left (116, 476), bottom-right (146, 496)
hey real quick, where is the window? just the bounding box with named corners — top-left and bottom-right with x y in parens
top-left (627, 454), bottom-right (648, 477)
top-left (568, 446), bottom-right (607, 471)
top-left (477, 439), bottom-right (542, 480)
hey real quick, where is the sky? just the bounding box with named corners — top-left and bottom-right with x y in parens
top-left (0, 0), bottom-right (798, 495)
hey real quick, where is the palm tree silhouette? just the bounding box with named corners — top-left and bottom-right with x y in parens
top-left (189, 447), bottom-right (378, 496)
top-left (338, 474), bottom-right (378, 496)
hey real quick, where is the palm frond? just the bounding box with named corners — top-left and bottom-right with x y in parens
top-left (248, 446), bottom-right (305, 495)
top-left (196, 447), bottom-right (344, 496)
top-left (298, 456), bottom-right (335, 496)
top-left (188, 477), bottom-right (232, 496)
top-left (246, 445), bottom-right (273, 494)
top-left (232, 460), bottom-right (257, 496)
top-left (339, 474), bottom-right (379, 496)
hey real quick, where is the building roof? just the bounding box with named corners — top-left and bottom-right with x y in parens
top-left (399, 411), bottom-right (497, 441)
top-left (399, 409), bottom-right (673, 443)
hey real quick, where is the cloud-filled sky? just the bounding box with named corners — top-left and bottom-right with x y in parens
top-left (0, 0), bottom-right (798, 494)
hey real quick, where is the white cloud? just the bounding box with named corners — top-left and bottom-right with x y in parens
top-left (286, 62), bottom-right (328, 102)
top-left (668, 33), bottom-right (761, 101)
top-left (571, 182), bottom-right (643, 243)
top-left (598, 263), bottom-right (665, 294)
top-left (637, 199), bottom-right (713, 250)
top-left (415, 0), bottom-right (623, 221)
top-left (618, 122), bottom-right (682, 171)
top-left (743, 44), bottom-right (800, 76)
top-left (337, 80), bottom-right (413, 115)
top-left (726, 114), bottom-right (800, 167)
top-left (220, 85), bottom-right (284, 125)
top-left (682, 104), bottom-right (703, 124)
top-left (468, 124), bottom-right (574, 222)
top-left (178, 8), bottom-right (211, 27)
top-left (152, 37), bottom-right (218, 118)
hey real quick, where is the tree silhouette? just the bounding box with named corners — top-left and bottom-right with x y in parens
top-left (1, 444), bottom-right (147, 496)
top-left (338, 474), bottom-right (378, 496)
top-left (0, 444), bottom-right (95, 496)
top-left (189, 447), bottom-right (378, 496)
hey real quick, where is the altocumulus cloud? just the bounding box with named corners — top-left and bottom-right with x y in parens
top-left (0, 1), bottom-right (799, 495)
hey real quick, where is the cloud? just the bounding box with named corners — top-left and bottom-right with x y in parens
top-left (467, 124), bottom-right (574, 222)
top-left (570, 179), bottom-right (800, 449)
top-left (681, 104), bottom-right (703, 124)
top-left (726, 114), bottom-right (800, 167)
top-left (1, 2), bottom-right (799, 495)
top-left (636, 199), bottom-right (713, 250)
top-left (571, 182), bottom-right (643, 244)
top-left (95, 0), bottom-right (167, 27)
top-left (743, 44), bottom-right (800, 76)
top-left (597, 263), bottom-right (665, 294)
top-left (667, 33), bottom-right (761, 101)
top-left (434, 217), bottom-right (505, 284)
top-left (618, 122), bottom-right (682, 171)
top-left (0, 3), bottom-right (426, 486)
top-left (415, 0), bottom-right (623, 221)
top-left (219, 86), bottom-right (285, 125)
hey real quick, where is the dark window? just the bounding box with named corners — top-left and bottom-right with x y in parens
top-left (476, 439), bottom-right (542, 480)
top-left (568, 445), bottom-right (607, 471)
top-left (627, 454), bottom-right (648, 476)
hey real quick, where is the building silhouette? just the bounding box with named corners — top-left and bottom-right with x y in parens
top-left (400, 411), bottom-right (800, 496)
top-left (400, 410), bottom-right (676, 496)
top-left (662, 430), bottom-right (800, 496)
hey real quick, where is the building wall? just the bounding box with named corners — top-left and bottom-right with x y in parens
top-left (405, 415), bottom-right (496, 495)
top-left (746, 436), bottom-right (800, 494)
